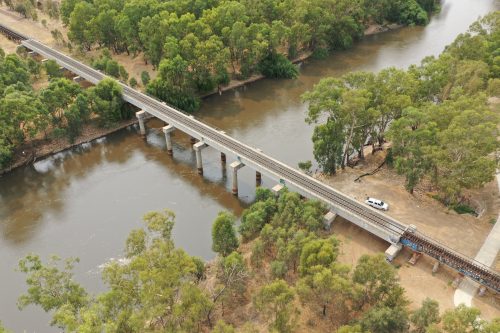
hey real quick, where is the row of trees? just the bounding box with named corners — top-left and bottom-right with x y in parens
top-left (0, 47), bottom-right (132, 169)
top-left (10, 188), bottom-right (499, 332)
top-left (55, 0), bottom-right (436, 111)
top-left (303, 12), bottom-right (499, 203)
top-left (1, 0), bottom-right (59, 20)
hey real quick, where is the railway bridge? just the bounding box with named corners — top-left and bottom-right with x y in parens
top-left (1, 24), bottom-right (499, 293)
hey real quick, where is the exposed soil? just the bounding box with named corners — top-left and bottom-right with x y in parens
top-left (315, 147), bottom-right (500, 320)
top-left (317, 147), bottom-right (497, 259)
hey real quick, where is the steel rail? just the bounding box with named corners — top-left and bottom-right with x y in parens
top-left (1, 22), bottom-right (496, 291)
top-left (23, 39), bottom-right (408, 236)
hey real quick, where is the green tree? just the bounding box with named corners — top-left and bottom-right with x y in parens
top-left (68, 1), bottom-right (96, 50)
top-left (311, 119), bottom-right (344, 174)
top-left (254, 280), bottom-right (296, 333)
top-left (87, 77), bottom-right (128, 127)
top-left (212, 320), bottom-right (235, 333)
top-left (410, 298), bottom-right (440, 333)
top-left (0, 321), bottom-right (10, 333)
top-left (297, 264), bottom-right (353, 322)
top-left (17, 254), bottom-right (88, 314)
top-left (0, 54), bottom-right (30, 90)
top-left (141, 70), bottom-right (150, 86)
top-left (44, 59), bottom-right (63, 79)
top-left (39, 78), bottom-right (82, 125)
top-left (146, 55), bottom-right (200, 112)
top-left (387, 107), bottom-right (436, 194)
top-left (212, 211), bottom-right (239, 257)
top-left (441, 305), bottom-right (481, 333)
top-left (298, 237), bottom-right (339, 276)
top-left (337, 324), bottom-right (367, 333)
top-left (353, 254), bottom-right (403, 307)
top-left (129, 77), bottom-right (137, 87)
top-left (361, 305), bottom-right (409, 333)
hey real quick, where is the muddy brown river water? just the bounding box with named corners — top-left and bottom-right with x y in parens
top-left (1, 0), bottom-right (499, 331)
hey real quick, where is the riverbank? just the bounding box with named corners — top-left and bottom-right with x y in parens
top-left (0, 13), bottom-right (402, 177)
top-left (0, 118), bottom-right (139, 176)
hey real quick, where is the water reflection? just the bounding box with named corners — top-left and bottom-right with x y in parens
top-left (1, 0), bottom-right (498, 331)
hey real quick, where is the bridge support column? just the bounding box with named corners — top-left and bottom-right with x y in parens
top-left (256, 171), bottom-right (262, 187)
top-left (194, 142), bottom-right (208, 175)
top-left (221, 152), bottom-right (226, 165)
top-left (136, 110), bottom-right (147, 136)
top-left (385, 243), bottom-right (403, 262)
top-left (162, 125), bottom-right (175, 156)
top-left (323, 211), bottom-right (337, 230)
top-left (432, 261), bottom-right (440, 274)
top-left (230, 161), bottom-right (245, 195)
top-left (271, 184), bottom-right (284, 196)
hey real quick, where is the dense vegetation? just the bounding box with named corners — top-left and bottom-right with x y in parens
top-left (303, 12), bottom-right (500, 203)
top-left (0, 47), bottom-right (132, 169)
top-left (7, 188), bottom-right (500, 332)
top-left (2, 0), bottom-right (437, 112)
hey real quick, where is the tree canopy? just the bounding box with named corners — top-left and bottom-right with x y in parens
top-left (303, 12), bottom-right (500, 203)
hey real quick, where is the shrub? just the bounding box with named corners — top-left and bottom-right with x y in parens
top-left (258, 52), bottom-right (298, 79)
top-left (487, 78), bottom-right (500, 96)
top-left (129, 77), bottom-right (137, 88)
top-left (452, 204), bottom-right (477, 216)
top-left (141, 71), bottom-right (150, 86)
top-left (270, 260), bottom-right (287, 279)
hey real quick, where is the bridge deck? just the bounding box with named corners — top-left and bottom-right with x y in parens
top-left (0, 22), bottom-right (496, 292)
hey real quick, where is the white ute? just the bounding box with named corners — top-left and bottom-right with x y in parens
top-left (365, 197), bottom-right (389, 211)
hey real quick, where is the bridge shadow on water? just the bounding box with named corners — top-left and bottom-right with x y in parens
top-left (0, 122), bottom-right (251, 245)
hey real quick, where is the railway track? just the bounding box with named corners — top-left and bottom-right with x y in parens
top-left (1, 23), bottom-right (498, 292)
top-left (0, 23), bottom-right (27, 41)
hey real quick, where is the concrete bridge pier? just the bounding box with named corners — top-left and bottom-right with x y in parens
top-left (256, 171), bottom-right (262, 187)
top-left (272, 184), bottom-right (284, 196)
top-left (136, 110), bottom-right (147, 136)
top-left (194, 142), bottom-right (208, 175)
top-left (162, 125), bottom-right (175, 155)
top-left (323, 211), bottom-right (337, 230)
top-left (230, 161), bottom-right (245, 195)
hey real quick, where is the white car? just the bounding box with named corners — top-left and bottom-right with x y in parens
top-left (365, 197), bottom-right (389, 211)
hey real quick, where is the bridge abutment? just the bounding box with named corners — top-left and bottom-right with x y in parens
top-left (162, 125), bottom-right (175, 155)
top-left (230, 161), bottom-right (245, 195)
top-left (194, 142), bottom-right (208, 175)
top-left (323, 211), bottom-right (337, 230)
top-left (385, 243), bottom-right (403, 262)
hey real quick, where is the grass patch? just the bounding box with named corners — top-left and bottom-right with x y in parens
top-left (452, 204), bottom-right (477, 216)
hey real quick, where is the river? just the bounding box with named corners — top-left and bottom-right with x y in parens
top-left (1, 0), bottom-right (498, 331)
